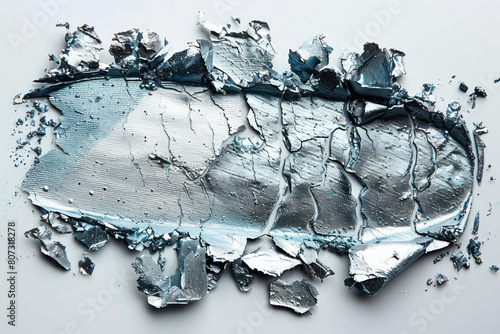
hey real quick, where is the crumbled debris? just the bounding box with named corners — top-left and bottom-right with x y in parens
top-left (466, 239), bottom-right (482, 264)
top-left (450, 251), bottom-right (470, 271)
top-left (132, 239), bottom-right (207, 308)
top-left (490, 265), bottom-right (499, 272)
top-left (426, 278), bottom-right (433, 285)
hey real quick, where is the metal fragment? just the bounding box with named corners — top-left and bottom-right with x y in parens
top-left (71, 220), bottom-right (109, 251)
top-left (132, 238), bottom-right (207, 308)
top-left (433, 251), bottom-right (449, 264)
top-left (231, 258), bottom-right (253, 292)
top-left (466, 238), bottom-right (482, 264)
top-left (472, 211), bottom-right (480, 235)
top-left (41, 212), bottom-right (72, 234)
top-left (25, 226), bottom-right (71, 270)
top-left (269, 279), bottom-right (318, 314)
top-left (436, 273), bottom-right (449, 285)
top-left (450, 251), bottom-right (470, 271)
top-left (79, 256), bottom-right (95, 275)
top-left (242, 248), bottom-right (302, 277)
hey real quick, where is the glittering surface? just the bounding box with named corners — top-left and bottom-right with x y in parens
top-left (17, 16), bottom-right (479, 309)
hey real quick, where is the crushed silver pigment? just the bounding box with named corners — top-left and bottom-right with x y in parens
top-left (15, 14), bottom-right (485, 311)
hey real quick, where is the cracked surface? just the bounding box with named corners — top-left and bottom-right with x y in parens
top-left (18, 18), bottom-right (477, 309)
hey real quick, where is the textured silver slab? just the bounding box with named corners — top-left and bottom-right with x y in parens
top-left (17, 17), bottom-right (480, 309)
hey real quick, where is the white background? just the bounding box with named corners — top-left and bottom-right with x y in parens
top-left (1, 1), bottom-right (500, 333)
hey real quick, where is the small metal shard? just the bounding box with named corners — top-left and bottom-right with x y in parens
top-left (426, 278), bottom-right (433, 285)
top-left (303, 259), bottom-right (335, 281)
top-left (458, 81), bottom-right (468, 92)
top-left (269, 279), bottom-right (318, 315)
top-left (242, 248), bottom-right (302, 277)
top-left (206, 258), bottom-right (226, 291)
top-left (71, 220), bottom-right (109, 251)
top-left (25, 226), bottom-right (71, 270)
top-left (231, 258), bottom-right (253, 292)
top-left (466, 238), bottom-right (482, 264)
top-left (474, 86), bottom-right (487, 97)
top-left (472, 212), bottom-right (480, 235)
top-left (202, 233), bottom-right (247, 262)
top-left (132, 238), bottom-right (208, 308)
top-left (473, 122), bottom-right (488, 185)
top-left (79, 257), bottom-right (95, 275)
top-left (490, 265), bottom-right (499, 272)
top-left (450, 251), bottom-right (470, 271)
top-left (433, 251), bottom-right (449, 264)
top-left (41, 212), bottom-right (72, 234)
top-left (436, 273), bottom-right (449, 285)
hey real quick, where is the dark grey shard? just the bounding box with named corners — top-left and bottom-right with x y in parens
top-left (436, 273), bottom-right (448, 285)
top-left (458, 81), bottom-right (468, 92)
top-left (206, 259), bottom-right (226, 291)
top-left (466, 238), bottom-right (482, 264)
top-left (303, 260), bottom-right (335, 281)
top-left (25, 226), bottom-right (71, 270)
top-left (71, 220), bottom-right (109, 251)
top-left (473, 122), bottom-right (488, 185)
top-left (426, 278), bottom-right (433, 285)
top-left (132, 238), bottom-right (207, 308)
top-left (472, 211), bottom-right (480, 235)
top-left (433, 251), bottom-right (449, 264)
top-left (41, 212), bottom-right (72, 234)
top-left (490, 265), bottom-right (499, 272)
top-left (269, 279), bottom-right (318, 315)
top-left (474, 86), bottom-right (487, 97)
top-left (31, 147), bottom-right (42, 156)
top-left (231, 259), bottom-right (253, 292)
top-left (450, 251), bottom-right (470, 271)
top-left (79, 256), bottom-right (95, 275)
